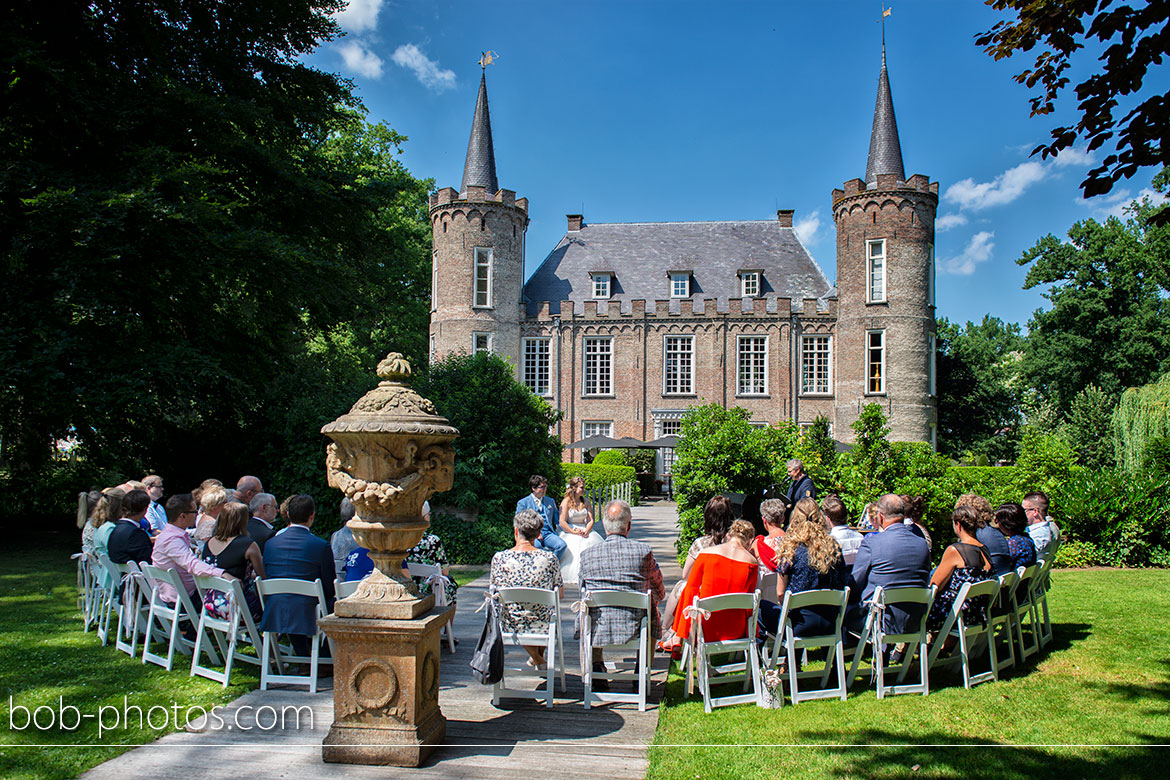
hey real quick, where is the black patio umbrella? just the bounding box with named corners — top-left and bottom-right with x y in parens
top-left (565, 434), bottom-right (623, 449)
top-left (643, 435), bottom-right (678, 448)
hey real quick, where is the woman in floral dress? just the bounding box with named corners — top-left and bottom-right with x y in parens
top-left (490, 508), bottom-right (563, 668)
top-left (406, 531), bottom-right (458, 606)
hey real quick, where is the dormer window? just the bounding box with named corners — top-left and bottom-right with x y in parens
top-left (669, 271), bottom-right (690, 298)
top-left (591, 273), bottom-right (612, 299)
top-left (739, 270), bottom-right (761, 297)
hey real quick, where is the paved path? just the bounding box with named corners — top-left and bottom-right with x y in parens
top-left (82, 501), bottom-right (681, 780)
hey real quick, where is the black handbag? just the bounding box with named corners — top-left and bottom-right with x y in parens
top-left (469, 596), bottom-right (503, 684)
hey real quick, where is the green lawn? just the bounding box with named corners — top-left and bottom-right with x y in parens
top-left (648, 569), bottom-right (1170, 780)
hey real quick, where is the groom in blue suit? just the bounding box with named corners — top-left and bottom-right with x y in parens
top-left (515, 474), bottom-right (566, 559)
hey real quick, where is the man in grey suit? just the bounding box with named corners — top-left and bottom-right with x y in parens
top-left (579, 500), bottom-right (666, 689)
top-left (847, 493), bottom-right (931, 635)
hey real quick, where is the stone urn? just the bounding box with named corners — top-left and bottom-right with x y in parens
top-left (321, 351), bottom-right (458, 619)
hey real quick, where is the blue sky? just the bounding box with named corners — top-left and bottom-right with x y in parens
top-left (305, 0), bottom-right (1163, 331)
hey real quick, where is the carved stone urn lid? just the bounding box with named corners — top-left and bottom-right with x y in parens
top-left (320, 353), bottom-right (459, 438)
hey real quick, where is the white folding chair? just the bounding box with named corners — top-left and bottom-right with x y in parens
top-left (94, 555), bottom-right (123, 646)
top-left (191, 575), bottom-right (264, 687)
top-left (492, 587), bottom-right (566, 709)
top-left (772, 588), bottom-right (850, 704)
top-left (139, 564), bottom-right (206, 670)
top-left (256, 578), bottom-right (331, 692)
top-left (1034, 553), bottom-right (1056, 648)
top-left (682, 591), bottom-right (762, 713)
top-left (927, 578), bottom-right (1001, 689)
top-left (113, 561), bottom-right (150, 657)
top-left (848, 585), bottom-right (935, 698)
top-left (580, 589), bottom-right (652, 711)
top-left (75, 553), bottom-right (104, 632)
top-left (406, 560), bottom-right (457, 654)
top-left (990, 570), bottom-right (1020, 673)
top-left (1013, 564), bottom-right (1041, 660)
top-left (335, 578), bottom-right (360, 599)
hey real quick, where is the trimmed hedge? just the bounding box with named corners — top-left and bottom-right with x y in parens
top-left (562, 462), bottom-right (641, 506)
top-left (429, 511), bottom-right (514, 566)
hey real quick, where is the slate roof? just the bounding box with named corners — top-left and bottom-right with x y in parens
top-left (461, 72), bottom-right (498, 195)
top-left (865, 45), bottom-right (906, 184)
top-left (523, 220), bottom-right (834, 317)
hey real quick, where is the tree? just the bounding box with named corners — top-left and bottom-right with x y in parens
top-left (977, 0), bottom-right (1170, 202)
top-left (936, 315), bottom-right (1027, 462)
top-left (836, 403), bottom-right (896, 515)
top-left (791, 415), bottom-right (838, 492)
top-left (1062, 383), bottom-right (1116, 470)
top-left (0, 2), bottom-right (433, 522)
top-left (1112, 372), bottom-right (1170, 474)
top-left (1016, 196), bottom-right (1170, 420)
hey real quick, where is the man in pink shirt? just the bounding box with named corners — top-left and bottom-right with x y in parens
top-left (152, 493), bottom-right (232, 605)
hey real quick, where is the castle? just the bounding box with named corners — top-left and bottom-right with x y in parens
top-left (428, 47), bottom-right (938, 466)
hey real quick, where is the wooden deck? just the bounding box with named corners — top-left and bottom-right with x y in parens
top-left (82, 502), bottom-right (682, 780)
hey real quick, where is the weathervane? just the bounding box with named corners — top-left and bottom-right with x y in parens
top-left (478, 51), bottom-right (498, 70)
top-left (878, 4), bottom-right (892, 61)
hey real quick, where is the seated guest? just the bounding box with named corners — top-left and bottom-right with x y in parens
top-left (152, 493), bottom-right (230, 605)
top-left (122, 489), bottom-right (153, 539)
top-left (247, 493), bottom-right (279, 553)
top-left (752, 498), bottom-right (787, 572)
top-left (995, 503), bottom-right (1037, 570)
top-left (490, 508), bottom-right (564, 668)
top-left (406, 529), bottom-right (458, 608)
top-left (657, 495), bottom-right (735, 651)
top-left (900, 494), bottom-right (933, 550)
top-left (847, 494), bottom-right (931, 634)
top-left (578, 499), bottom-right (666, 688)
top-left (823, 494), bottom-right (863, 566)
top-left (1023, 491), bottom-right (1062, 559)
top-left (927, 505), bottom-right (993, 633)
top-left (260, 494), bottom-right (336, 657)
top-left (329, 497), bottom-right (359, 578)
top-left (200, 501), bottom-right (264, 621)
top-left (78, 489), bottom-right (103, 556)
top-left (108, 489), bottom-right (153, 564)
top-left (143, 474), bottom-right (167, 534)
top-left (234, 475), bottom-right (263, 510)
top-left (91, 488), bottom-right (125, 587)
top-left (671, 519), bottom-right (759, 652)
top-left (957, 493), bottom-right (1013, 576)
top-left (759, 501), bottom-right (846, 641)
top-left (192, 485), bottom-right (228, 546)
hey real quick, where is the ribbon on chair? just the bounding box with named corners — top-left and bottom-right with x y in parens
top-left (570, 595), bottom-right (590, 677)
top-left (119, 571), bottom-right (147, 640)
top-left (681, 604), bottom-right (711, 695)
top-left (423, 572), bottom-right (451, 607)
top-left (474, 591), bottom-right (499, 614)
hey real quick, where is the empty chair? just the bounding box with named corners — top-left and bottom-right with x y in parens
top-left (406, 560), bottom-right (456, 654)
top-left (682, 591), bottom-right (762, 713)
top-left (256, 577), bottom-right (331, 692)
top-left (190, 574), bottom-right (264, 687)
top-left (492, 587), bottom-right (565, 709)
top-left (581, 589), bottom-right (653, 711)
top-left (927, 578), bottom-right (1001, 689)
top-left (848, 585), bottom-right (935, 698)
top-left (771, 587), bottom-right (850, 704)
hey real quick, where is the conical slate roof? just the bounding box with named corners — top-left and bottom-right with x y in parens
top-left (460, 72), bottom-right (498, 195)
top-left (865, 45), bottom-right (905, 185)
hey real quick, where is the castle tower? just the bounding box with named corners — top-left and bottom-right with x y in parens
top-left (429, 69), bottom-right (528, 370)
top-left (832, 43), bottom-right (938, 445)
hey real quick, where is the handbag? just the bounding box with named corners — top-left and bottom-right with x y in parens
top-left (469, 595), bottom-right (503, 685)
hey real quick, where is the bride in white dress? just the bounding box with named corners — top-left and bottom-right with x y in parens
top-left (558, 476), bottom-right (604, 584)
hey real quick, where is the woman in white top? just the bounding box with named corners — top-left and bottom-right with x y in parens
top-left (557, 476), bottom-right (603, 584)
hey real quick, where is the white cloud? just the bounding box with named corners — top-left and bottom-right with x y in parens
top-left (793, 210), bottom-right (821, 245)
top-left (940, 231), bottom-right (995, 275)
top-left (935, 213), bottom-right (968, 232)
top-left (338, 40), bottom-right (384, 79)
top-left (1083, 186), bottom-right (1170, 219)
top-left (391, 44), bottom-right (456, 92)
top-left (1052, 146), bottom-right (1096, 168)
top-left (335, 0), bottom-right (384, 33)
top-left (944, 161), bottom-right (1047, 211)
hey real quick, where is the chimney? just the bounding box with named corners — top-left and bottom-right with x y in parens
top-left (567, 214), bottom-right (584, 231)
top-left (777, 209), bottom-right (794, 228)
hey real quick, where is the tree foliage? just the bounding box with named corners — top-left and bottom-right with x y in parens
top-left (0, 1), bottom-right (433, 524)
top-left (835, 404), bottom-right (896, 513)
top-left (1062, 383), bottom-right (1116, 470)
top-left (1112, 372), bottom-right (1170, 474)
top-left (791, 415), bottom-right (838, 492)
top-left (1017, 200), bottom-right (1170, 418)
top-left (977, 0), bottom-right (1170, 202)
top-left (936, 315), bottom-right (1027, 462)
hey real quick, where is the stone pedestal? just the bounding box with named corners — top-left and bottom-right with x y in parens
top-left (319, 608), bottom-right (452, 767)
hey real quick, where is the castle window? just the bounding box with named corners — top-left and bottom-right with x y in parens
top-left (473, 247), bottom-right (493, 308)
top-left (431, 258), bottom-right (438, 312)
top-left (736, 335), bottom-right (768, 396)
top-left (866, 330), bottom-right (886, 394)
top-left (867, 239), bottom-right (886, 303)
top-left (929, 332), bottom-right (937, 397)
top-left (522, 338), bottom-right (551, 396)
top-left (583, 337), bottom-right (613, 396)
top-left (740, 271), bottom-right (760, 298)
top-left (670, 272), bottom-right (690, 298)
top-left (429, 334), bottom-right (436, 365)
top-left (473, 332), bottom-right (492, 354)
top-left (928, 243), bottom-right (936, 308)
top-left (663, 335), bottom-right (694, 395)
top-left (582, 420), bottom-right (613, 439)
top-left (801, 334), bottom-right (832, 396)
top-left (592, 273), bottom-right (611, 299)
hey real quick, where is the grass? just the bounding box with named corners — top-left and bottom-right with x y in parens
top-left (0, 540), bottom-right (259, 780)
top-left (648, 569), bottom-right (1170, 780)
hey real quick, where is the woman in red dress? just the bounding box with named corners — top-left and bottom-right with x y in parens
top-left (752, 498), bottom-right (787, 571)
top-left (673, 519), bottom-right (760, 645)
